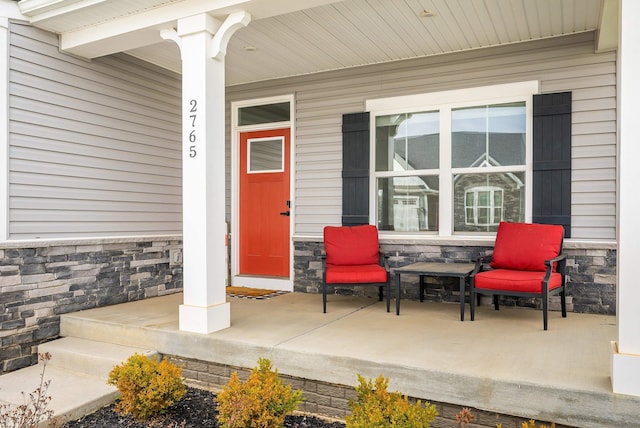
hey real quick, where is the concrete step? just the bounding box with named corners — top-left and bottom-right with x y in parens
top-left (0, 337), bottom-right (158, 426)
top-left (0, 363), bottom-right (117, 427)
top-left (39, 337), bottom-right (157, 378)
top-left (59, 308), bottom-right (166, 350)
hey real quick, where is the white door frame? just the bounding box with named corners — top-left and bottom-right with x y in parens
top-left (231, 94), bottom-right (295, 291)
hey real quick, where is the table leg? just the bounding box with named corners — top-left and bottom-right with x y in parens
top-left (459, 276), bottom-right (465, 321)
top-left (386, 279), bottom-right (390, 312)
top-left (396, 273), bottom-right (401, 316)
top-left (419, 275), bottom-right (425, 302)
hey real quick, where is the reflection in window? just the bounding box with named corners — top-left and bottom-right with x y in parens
top-left (377, 176), bottom-right (439, 232)
top-left (452, 103), bottom-right (525, 168)
top-left (376, 112), bottom-right (440, 172)
top-left (454, 173), bottom-right (525, 233)
top-left (375, 111), bottom-right (440, 232)
top-left (371, 84), bottom-right (532, 235)
top-left (465, 187), bottom-right (503, 226)
top-left (248, 138), bottom-right (283, 172)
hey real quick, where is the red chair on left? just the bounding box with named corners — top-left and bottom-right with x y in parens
top-left (322, 225), bottom-right (390, 313)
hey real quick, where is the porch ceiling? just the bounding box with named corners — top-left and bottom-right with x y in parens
top-left (16, 0), bottom-right (616, 86)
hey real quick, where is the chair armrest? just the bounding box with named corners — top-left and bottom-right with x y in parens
top-left (544, 253), bottom-right (567, 275)
top-left (471, 253), bottom-right (493, 276)
top-left (545, 253), bottom-right (566, 264)
top-left (379, 250), bottom-right (390, 271)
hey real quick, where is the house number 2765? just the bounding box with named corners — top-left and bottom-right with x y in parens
top-left (188, 99), bottom-right (198, 158)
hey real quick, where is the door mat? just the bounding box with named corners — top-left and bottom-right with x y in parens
top-left (226, 286), bottom-right (287, 299)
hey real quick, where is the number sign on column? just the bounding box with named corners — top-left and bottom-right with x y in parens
top-left (188, 99), bottom-right (198, 158)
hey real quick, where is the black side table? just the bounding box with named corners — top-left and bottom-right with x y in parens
top-left (392, 262), bottom-right (475, 320)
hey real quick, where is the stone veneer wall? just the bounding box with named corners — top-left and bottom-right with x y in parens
top-left (166, 355), bottom-right (573, 428)
top-left (294, 239), bottom-right (617, 315)
top-left (0, 236), bottom-right (183, 373)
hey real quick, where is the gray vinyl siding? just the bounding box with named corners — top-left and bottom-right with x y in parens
top-left (8, 21), bottom-right (182, 239)
top-left (228, 31), bottom-right (616, 241)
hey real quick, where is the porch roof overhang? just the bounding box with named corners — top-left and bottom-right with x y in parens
top-left (13, 0), bottom-right (618, 86)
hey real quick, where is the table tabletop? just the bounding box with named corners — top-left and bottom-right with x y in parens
top-left (392, 262), bottom-right (476, 276)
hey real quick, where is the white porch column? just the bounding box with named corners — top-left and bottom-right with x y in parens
top-left (166, 12), bottom-right (250, 334)
top-left (612, 0), bottom-right (640, 396)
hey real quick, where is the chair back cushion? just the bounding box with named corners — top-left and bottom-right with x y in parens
top-left (490, 222), bottom-right (564, 271)
top-left (324, 225), bottom-right (379, 266)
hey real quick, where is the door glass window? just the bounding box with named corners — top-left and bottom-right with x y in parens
top-left (248, 138), bottom-right (284, 172)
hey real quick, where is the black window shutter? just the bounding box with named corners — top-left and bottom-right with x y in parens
top-left (533, 92), bottom-right (571, 237)
top-left (342, 112), bottom-right (370, 226)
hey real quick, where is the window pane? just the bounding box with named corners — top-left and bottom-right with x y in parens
top-left (377, 176), bottom-right (439, 232)
top-left (375, 112), bottom-right (439, 172)
top-left (477, 191), bottom-right (489, 206)
top-left (239, 102), bottom-right (290, 126)
top-left (452, 103), bottom-right (525, 168)
top-left (249, 138), bottom-right (283, 172)
top-left (452, 107), bottom-right (486, 168)
top-left (454, 172), bottom-right (525, 232)
top-left (489, 103), bottom-right (526, 166)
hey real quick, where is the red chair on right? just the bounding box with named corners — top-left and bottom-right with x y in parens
top-left (470, 222), bottom-right (567, 330)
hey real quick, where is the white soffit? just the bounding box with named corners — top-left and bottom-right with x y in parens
top-left (17, 0), bottom-right (608, 86)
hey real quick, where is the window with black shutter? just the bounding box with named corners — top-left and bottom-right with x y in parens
top-left (343, 83), bottom-right (571, 236)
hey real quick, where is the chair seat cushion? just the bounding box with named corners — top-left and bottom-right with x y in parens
top-left (325, 263), bottom-right (387, 284)
top-left (474, 269), bottom-right (563, 293)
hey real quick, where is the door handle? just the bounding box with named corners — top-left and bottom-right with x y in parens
top-left (280, 211), bottom-right (290, 216)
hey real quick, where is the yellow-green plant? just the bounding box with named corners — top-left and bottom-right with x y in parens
top-left (107, 353), bottom-right (186, 420)
top-left (346, 374), bottom-right (437, 428)
top-left (497, 421), bottom-right (556, 428)
top-left (521, 421), bottom-right (555, 428)
top-left (216, 358), bottom-right (304, 428)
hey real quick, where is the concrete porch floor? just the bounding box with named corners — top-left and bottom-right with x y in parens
top-left (55, 292), bottom-right (637, 427)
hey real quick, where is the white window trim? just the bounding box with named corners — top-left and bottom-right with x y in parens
top-left (366, 81), bottom-right (538, 237)
top-left (464, 186), bottom-right (504, 226)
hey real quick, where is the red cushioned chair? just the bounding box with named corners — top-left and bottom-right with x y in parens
top-left (469, 222), bottom-right (567, 330)
top-left (322, 225), bottom-right (390, 313)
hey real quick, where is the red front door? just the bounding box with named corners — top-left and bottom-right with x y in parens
top-left (239, 128), bottom-right (291, 277)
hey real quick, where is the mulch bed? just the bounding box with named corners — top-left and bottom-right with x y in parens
top-left (61, 386), bottom-right (345, 428)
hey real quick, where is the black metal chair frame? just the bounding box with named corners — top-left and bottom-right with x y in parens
top-left (322, 251), bottom-right (390, 313)
top-left (470, 247), bottom-right (567, 331)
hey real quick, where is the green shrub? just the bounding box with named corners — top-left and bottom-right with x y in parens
top-left (216, 358), bottom-right (304, 428)
top-left (107, 353), bottom-right (186, 420)
top-left (346, 374), bottom-right (437, 428)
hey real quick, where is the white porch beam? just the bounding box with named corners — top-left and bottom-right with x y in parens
top-left (18, 0), bottom-right (108, 18)
top-left (21, 0), bottom-right (341, 59)
top-left (58, 0), bottom-right (249, 58)
top-left (597, 0), bottom-right (619, 52)
top-left (168, 11), bottom-right (249, 334)
top-left (611, 0), bottom-right (640, 397)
